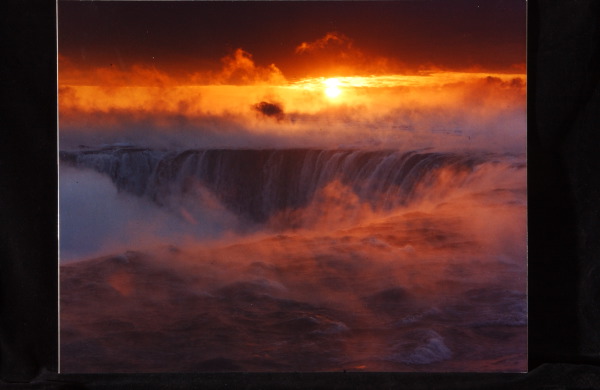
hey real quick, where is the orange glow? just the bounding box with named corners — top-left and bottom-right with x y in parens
top-left (324, 78), bottom-right (342, 99)
top-left (59, 71), bottom-right (526, 120)
top-left (58, 48), bottom-right (526, 151)
top-left (107, 272), bottom-right (133, 297)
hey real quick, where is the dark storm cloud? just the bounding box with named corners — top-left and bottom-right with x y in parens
top-left (253, 101), bottom-right (285, 121)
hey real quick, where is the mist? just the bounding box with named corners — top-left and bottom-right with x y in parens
top-left (59, 47), bottom-right (526, 373)
top-left (59, 61), bottom-right (526, 153)
top-left (60, 149), bottom-right (526, 372)
top-left (59, 164), bottom-right (242, 262)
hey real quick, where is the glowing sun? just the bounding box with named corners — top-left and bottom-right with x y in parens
top-left (324, 78), bottom-right (342, 99)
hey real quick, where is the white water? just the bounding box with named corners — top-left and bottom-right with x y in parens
top-left (60, 146), bottom-right (527, 372)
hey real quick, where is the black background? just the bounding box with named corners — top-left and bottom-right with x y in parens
top-left (1, 0), bottom-right (599, 388)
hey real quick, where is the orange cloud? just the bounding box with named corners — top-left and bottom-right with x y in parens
top-left (295, 32), bottom-right (353, 54)
top-left (59, 48), bottom-right (286, 87)
top-left (59, 56), bottom-right (175, 87)
top-left (190, 48), bottom-right (286, 86)
top-left (59, 42), bottom-right (526, 152)
top-left (92, 65), bottom-right (174, 87)
top-left (292, 32), bottom-right (406, 76)
top-left (59, 69), bottom-right (526, 154)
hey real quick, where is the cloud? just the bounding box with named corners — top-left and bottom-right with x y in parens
top-left (253, 101), bottom-right (285, 121)
top-left (191, 48), bottom-right (286, 85)
top-left (59, 45), bottom-right (526, 154)
top-left (295, 32), bottom-right (353, 54)
top-left (59, 164), bottom-right (242, 262)
top-left (59, 58), bottom-right (175, 87)
top-left (93, 65), bottom-right (174, 87)
top-left (59, 48), bottom-right (286, 87)
top-left (293, 32), bottom-right (405, 76)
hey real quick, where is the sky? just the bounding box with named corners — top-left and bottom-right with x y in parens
top-left (58, 1), bottom-right (526, 77)
top-left (57, 0), bottom-right (527, 151)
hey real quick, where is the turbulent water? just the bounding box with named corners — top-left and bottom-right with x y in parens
top-left (59, 146), bottom-right (527, 372)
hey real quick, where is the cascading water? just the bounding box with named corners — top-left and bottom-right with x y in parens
top-left (60, 147), bottom-right (520, 225)
top-left (59, 145), bottom-right (527, 373)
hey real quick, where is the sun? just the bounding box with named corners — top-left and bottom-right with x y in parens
top-left (324, 78), bottom-right (342, 99)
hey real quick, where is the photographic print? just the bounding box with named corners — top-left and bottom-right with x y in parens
top-left (58, 1), bottom-right (527, 372)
